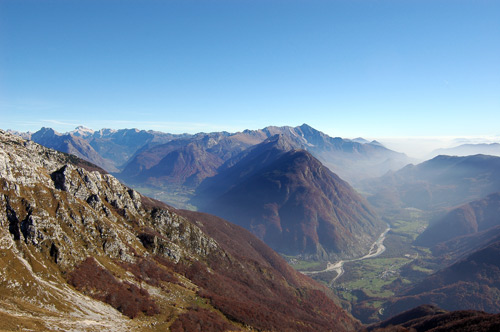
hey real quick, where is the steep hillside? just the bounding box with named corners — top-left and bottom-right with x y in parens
top-left (368, 305), bottom-right (500, 332)
top-left (416, 192), bottom-right (500, 247)
top-left (432, 225), bottom-right (500, 263)
top-left (382, 240), bottom-right (500, 319)
top-left (197, 135), bottom-right (385, 261)
top-left (0, 130), bottom-right (359, 331)
top-left (365, 154), bottom-right (500, 211)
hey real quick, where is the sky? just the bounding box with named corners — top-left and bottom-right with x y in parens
top-left (1, 0), bottom-right (499, 157)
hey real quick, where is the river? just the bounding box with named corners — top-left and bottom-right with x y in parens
top-left (302, 225), bottom-right (391, 285)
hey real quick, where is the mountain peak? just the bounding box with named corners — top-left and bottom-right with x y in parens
top-left (352, 137), bottom-right (370, 144)
top-left (71, 126), bottom-right (95, 137)
top-left (298, 123), bottom-right (315, 131)
top-left (33, 127), bottom-right (61, 138)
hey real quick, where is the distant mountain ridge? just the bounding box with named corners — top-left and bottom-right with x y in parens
top-left (432, 142), bottom-right (500, 158)
top-left (364, 154), bottom-right (500, 211)
top-left (14, 124), bottom-right (411, 190)
top-left (119, 131), bottom-right (259, 188)
top-left (30, 127), bottom-right (118, 171)
top-left (19, 126), bottom-right (185, 172)
top-left (120, 123), bottom-right (411, 189)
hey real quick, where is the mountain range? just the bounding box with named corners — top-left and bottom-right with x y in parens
top-left (19, 124), bottom-right (411, 188)
top-left (15, 126), bottom-right (184, 172)
top-left (121, 123), bottom-right (411, 188)
top-left (12, 124), bottom-right (405, 260)
top-left (0, 129), bottom-right (359, 331)
top-left (4, 127), bottom-right (500, 331)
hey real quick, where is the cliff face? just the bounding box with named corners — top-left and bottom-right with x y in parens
top-left (0, 130), bottom-right (359, 332)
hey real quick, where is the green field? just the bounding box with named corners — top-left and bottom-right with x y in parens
top-left (304, 208), bottom-right (437, 322)
top-left (283, 256), bottom-right (327, 271)
top-left (334, 256), bottom-right (411, 300)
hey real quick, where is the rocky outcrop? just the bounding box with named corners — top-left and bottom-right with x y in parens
top-left (0, 133), bottom-right (217, 271)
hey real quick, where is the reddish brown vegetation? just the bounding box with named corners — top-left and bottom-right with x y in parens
top-left (367, 305), bottom-right (500, 332)
top-left (68, 257), bottom-right (159, 318)
top-left (173, 210), bottom-right (359, 332)
top-left (385, 241), bottom-right (500, 318)
top-left (170, 307), bottom-right (240, 332)
top-left (118, 257), bottom-right (179, 287)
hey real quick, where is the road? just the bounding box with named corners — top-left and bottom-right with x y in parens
top-left (302, 225), bottom-right (391, 285)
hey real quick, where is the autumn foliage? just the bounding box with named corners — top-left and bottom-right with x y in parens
top-left (173, 210), bottom-right (358, 332)
top-left (68, 257), bottom-right (159, 318)
top-left (170, 307), bottom-right (240, 332)
top-left (118, 257), bottom-right (179, 287)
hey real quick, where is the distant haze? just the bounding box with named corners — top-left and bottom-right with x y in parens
top-left (375, 136), bottom-right (500, 160)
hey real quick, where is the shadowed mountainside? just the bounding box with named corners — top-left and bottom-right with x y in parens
top-left (367, 304), bottom-right (500, 332)
top-left (416, 192), bottom-right (500, 248)
top-left (364, 154), bottom-right (500, 211)
top-left (382, 240), bottom-right (500, 319)
top-left (195, 135), bottom-right (386, 261)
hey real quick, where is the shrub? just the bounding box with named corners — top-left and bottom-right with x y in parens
top-left (170, 307), bottom-right (240, 332)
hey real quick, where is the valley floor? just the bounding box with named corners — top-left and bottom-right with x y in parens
top-left (302, 225), bottom-right (391, 284)
top-left (292, 208), bottom-right (440, 324)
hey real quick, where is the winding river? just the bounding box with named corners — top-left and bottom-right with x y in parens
top-left (302, 225), bottom-right (391, 285)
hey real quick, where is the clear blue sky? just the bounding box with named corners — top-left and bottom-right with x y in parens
top-left (1, 0), bottom-right (499, 140)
